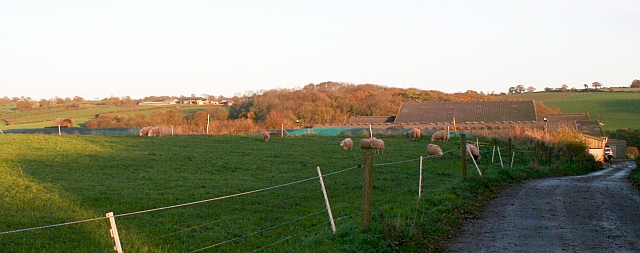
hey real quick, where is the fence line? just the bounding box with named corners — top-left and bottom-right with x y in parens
top-left (189, 209), bottom-right (328, 253)
top-left (373, 158), bottom-right (421, 167)
top-left (0, 216), bottom-right (107, 236)
top-left (0, 165), bottom-right (361, 236)
top-left (153, 190), bottom-right (325, 241)
top-left (249, 213), bottom-right (358, 253)
top-left (1, 157), bottom-right (424, 252)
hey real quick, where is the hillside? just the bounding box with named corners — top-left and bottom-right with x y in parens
top-left (504, 92), bottom-right (640, 130)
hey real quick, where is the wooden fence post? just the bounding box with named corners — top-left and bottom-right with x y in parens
top-left (316, 166), bottom-right (337, 234)
top-left (508, 138), bottom-right (513, 166)
top-left (418, 156), bottom-right (423, 200)
top-left (362, 150), bottom-right (373, 229)
top-left (461, 133), bottom-right (467, 178)
top-left (106, 212), bottom-right (123, 253)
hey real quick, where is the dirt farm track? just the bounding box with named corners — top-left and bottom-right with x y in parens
top-left (443, 160), bottom-right (640, 253)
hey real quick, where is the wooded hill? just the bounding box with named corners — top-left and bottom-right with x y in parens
top-left (228, 82), bottom-right (559, 129)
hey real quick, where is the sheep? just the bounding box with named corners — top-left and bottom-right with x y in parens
top-left (370, 138), bottom-right (385, 153)
top-left (139, 126), bottom-right (153, 136)
top-left (466, 144), bottom-right (480, 161)
top-left (427, 144), bottom-right (443, 157)
top-left (430, 130), bottom-right (450, 142)
top-left (408, 128), bottom-right (421, 139)
top-left (360, 138), bottom-right (372, 149)
top-left (148, 127), bottom-right (163, 137)
top-left (340, 138), bottom-right (353, 151)
top-left (261, 131), bottom-right (270, 142)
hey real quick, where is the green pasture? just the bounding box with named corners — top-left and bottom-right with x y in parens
top-left (507, 92), bottom-right (640, 130)
top-left (0, 105), bottom-right (210, 130)
top-left (0, 134), bottom-right (570, 252)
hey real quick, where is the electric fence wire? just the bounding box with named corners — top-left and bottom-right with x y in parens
top-left (0, 165), bottom-right (362, 236)
top-left (249, 213), bottom-right (358, 253)
top-left (154, 189), bottom-right (331, 241)
top-left (373, 157), bottom-right (421, 167)
top-left (187, 209), bottom-right (329, 253)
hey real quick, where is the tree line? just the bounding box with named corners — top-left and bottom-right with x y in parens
top-left (83, 82), bottom-right (527, 132)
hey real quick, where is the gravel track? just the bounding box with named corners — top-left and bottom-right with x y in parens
top-left (443, 160), bottom-right (640, 253)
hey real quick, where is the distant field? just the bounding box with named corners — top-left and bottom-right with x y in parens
top-left (0, 104), bottom-right (208, 129)
top-left (505, 92), bottom-right (640, 130)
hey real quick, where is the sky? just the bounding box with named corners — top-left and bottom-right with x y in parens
top-left (2, 1), bottom-right (639, 100)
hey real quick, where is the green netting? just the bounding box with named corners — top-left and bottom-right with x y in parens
top-left (284, 128), bottom-right (452, 136)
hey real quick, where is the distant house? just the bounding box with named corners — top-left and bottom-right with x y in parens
top-left (178, 97), bottom-right (208, 105)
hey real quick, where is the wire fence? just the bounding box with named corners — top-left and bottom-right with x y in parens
top-left (0, 156), bottom-right (440, 252)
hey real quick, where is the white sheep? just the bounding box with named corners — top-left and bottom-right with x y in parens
top-left (261, 131), bottom-right (270, 142)
top-left (360, 138), bottom-right (372, 149)
top-left (466, 143), bottom-right (480, 161)
top-left (340, 138), bottom-right (353, 151)
top-left (430, 130), bottom-right (450, 142)
top-left (370, 138), bottom-right (385, 154)
top-left (148, 127), bottom-right (163, 137)
top-left (427, 144), bottom-right (443, 157)
top-left (139, 126), bottom-right (153, 136)
top-left (408, 128), bottom-right (421, 139)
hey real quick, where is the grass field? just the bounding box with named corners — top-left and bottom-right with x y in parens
top-left (0, 104), bottom-right (209, 129)
top-left (506, 92), bottom-right (640, 130)
top-left (0, 134), bottom-right (569, 252)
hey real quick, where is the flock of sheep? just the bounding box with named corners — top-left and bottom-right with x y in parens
top-left (338, 127), bottom-right (481, 161)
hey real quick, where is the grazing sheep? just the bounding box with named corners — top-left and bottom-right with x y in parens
top-left (408, 128), bottom-right (421, 139)
top-left (360, 138), bottom-right (372, 149)
top-left (340, 138), bottom-right (353, 151)
top-left (427, 144), bottom-right (443, 157)
top-left (139, 126), bottom-right (153, 136)
top-left (370, 138), bottom-right (385, 154)
top-left (261, 131), bottom-right (270, 142)
top-left (466, 144), bottom-right (480, 161)
top-left (430, 130), bottom-right (450, 142)
top-left (148, 127), bottom-right (163, 137)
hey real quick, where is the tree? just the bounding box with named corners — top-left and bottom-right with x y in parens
top-left (526, 86), bottom-right (536, 93)
top-left (561, 84), bottom-right (568, 91)
top-left (508, 87), bottom-right (516, 94)
top-left (515, 85), bottom-right (525, 94)
top-left (592, 82), bottom-right (602, 90)
top-left (583, 84), bottom-right (589, 91)
top-left (206, 106), bottom-right (229, 121)
top-left (631, 79), bottom-right (640, 88)
top-left (16, 99), bottom-right (38, 111)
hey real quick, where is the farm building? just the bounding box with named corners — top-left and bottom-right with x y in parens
top-left (51, 118), bottom-right (73, 128)
top-left (328, 101), bottom-right (603, 137)
top-left (394, 101), bottom-right (538, 123)
top-left (314, 100), bottom-right (610, 147)
top-left (348, 116), bottom-right (395, 124)
top-left (178, 97), bottom-right (209, 105)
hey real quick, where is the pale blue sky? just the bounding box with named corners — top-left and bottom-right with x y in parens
top-left (2, 1), bottom-right (638, 100)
